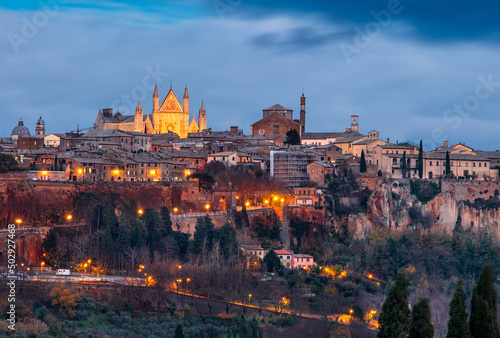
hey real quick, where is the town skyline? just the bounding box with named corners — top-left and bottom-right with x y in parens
top-left (2, 1), bottom-right (500, 151)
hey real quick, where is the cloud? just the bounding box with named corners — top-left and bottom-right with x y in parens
top-left (0, 3), bottom-right (499, 151)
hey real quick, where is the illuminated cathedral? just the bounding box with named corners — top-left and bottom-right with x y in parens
top-left (94, 84), bottom-right (207, 138)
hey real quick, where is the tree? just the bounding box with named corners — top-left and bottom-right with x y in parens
top-left (378, 273), bottom-right (411, 338)
top-left (418, 140), bottom-right (423, 179)
top-left (469, 265), bottom-right (499, 338)
top-left (193, 215), bottom-right (215, 254)
top-left (447, 280), bottom-right (470, 338)
top-left (360, 150), bottom-right (367, 173)
top-left (401, 151), bottom-right (407, 178)
top-left (409, 298), bottom-right (433, 338)
top-left (160, 206), bottom-right (173, 237)
top-left (215, 223), bottom-right (238, 259)
top-left (352, 304), bottom-right (364, 322)
top-left (0, 153), bottom-right (17, 173)
top-left (445, 151), bottom-right (451, 177)
top-left (263, 250), bottom-right (282, 272)
top-left (284, 129), bottom-right (301, 145)
top-left (175, 324), bottom-right (184, 338)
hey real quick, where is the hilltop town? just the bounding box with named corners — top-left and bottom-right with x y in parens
top-left (1, 84), bottom-right (500, 337)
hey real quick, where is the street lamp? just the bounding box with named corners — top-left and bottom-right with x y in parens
top-left (84, 263), bottom-right (88, 273)
top-left (205, 204), bottom-right (210, 212)
top-left (173, 207), bottom-right (178, 213)
top-left (176, 279), bottom-right (182, 293)
top-left (88, 259), bottom-right (91, 274)
top-left (248, 294), bottom-right (252, 304)
top-left (186, 278), bottom-right (191, 294)
top-left (138, 209), bottom-right (143, 215)
top-left (41, 262), bottom-right (45, 270)
top-left (15, 219), bottom-right (22, 225)
top-left (66, 214), bottom-right (72, 222)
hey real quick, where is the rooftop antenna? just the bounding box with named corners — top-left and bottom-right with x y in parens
top-left (170, 80), bottom-right (173, 88)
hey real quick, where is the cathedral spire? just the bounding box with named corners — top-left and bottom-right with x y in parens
top-left (153, 84), bottom-right (159, 112)
top-left (198, 100), bottom-right (207, 132)
top-left (135, 98), bottom-right (143, 115)
top-left (183, 84), bottom-right (189, 114)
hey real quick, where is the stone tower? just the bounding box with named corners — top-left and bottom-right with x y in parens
top-left (198, 100), bottom-right (207, 131)
top-left (300, 93), bottom-right (306, 134)
top-left (35, 116), bottom-right (45, 137)
top-left (351, 115), bottom-right (359, 132)
top-left (153, 84), bottom-right (159, 112)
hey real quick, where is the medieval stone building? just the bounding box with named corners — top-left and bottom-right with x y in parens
top-left (250, 93), bottom-right (306, 137)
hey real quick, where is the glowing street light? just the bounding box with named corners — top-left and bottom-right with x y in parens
top-left (205, 204), bottom-right (210, 212)
top-left (15, 219), bottom-right (22, 225)
top-left (41, 262), bottom-right (45, 270)
top-left (41, 170), bottom-right (48, 176)
top-left (176, 279), bottom-right (182, 293)
top-left (149, 169), bottom-right (156, 175)
top-left (173, 207), bottom-right (178, 213)
top-left (77, 169), bottom-right (83, 174)
top-left (248, 294), bottom-right (252, 303)
top-left (112, 169), bottom-right (120, 175)
top-left (138, 209), bottom-right (143, 215)
top-left (264, 200), bottom-right (269, 204)
top-left (88, 259), bottom-right (91, 274)
top-left (273, 196), bottom-right (278, 201)
top-left (178, 265), bottom-right (182, 270)
top-left (245, 202), bottom-right (250, 207)
top-left (368, 274), bottom-right (373, 279)
top-left (66, 214), bottom-right (73, 221)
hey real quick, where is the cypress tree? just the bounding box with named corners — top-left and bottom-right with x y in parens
top-left (401, 151), bottom-right (407, 178)
top-left (160, 206), bottom-right (173, 237)
top-left (360, 150), bottom-right (367, 173)
top-left (409, 298), bottom-right (434, 338)
top-left (378, 273), bottom-right (411, 338)
top-left (469, 265), bottom-right (499, 338)
top-left (445, 151), bottom-right (451, 177)
top-left (175, 324), bottom-right (184, 338)
top-left (418, 140), bottom-right (423, 179)
top-left (447, 279), bottom-right (470, 338)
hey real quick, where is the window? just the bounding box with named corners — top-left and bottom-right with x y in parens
top-left (429, 161), bottom-right (432, 166)
top-left (478, 163), bottom-right (481, 167)
top-left (443, 161), bottom-right (446, 166)
top-left (451, 162), bottom-right (453, 166)
top-left (485, 163), bottom-right (488, 167)
top-left (286, 256), bottom-right (290, 259)
top-left (473, 162), bottom-right (476, 167)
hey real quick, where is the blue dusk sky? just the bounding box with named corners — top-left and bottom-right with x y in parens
top-left (1, 0), bottom-right (500, 150)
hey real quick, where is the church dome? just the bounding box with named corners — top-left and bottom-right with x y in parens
top-left (36, 116), bottom-right (45, 125)
top-left (11, 118), bottom-right (31, 136)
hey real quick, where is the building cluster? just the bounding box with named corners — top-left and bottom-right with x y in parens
top-left (1, 85), bottom-right (499, 189)
top-left (240, 245), bottom-right (315, 270)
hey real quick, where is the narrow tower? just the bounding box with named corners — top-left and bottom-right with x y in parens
top-left (198, 100), bottom-right (207, 131)
top-left (300, 93), bottom-right (306, 134)
top-left (35, 116), bottom-right (45, 137)
top-left (153, 84), bottom-right (159, 112)
top-left (134, 99), bottom-right (143, 132)
top-left (351, 115), bottom-right (359, 132)
top-left (183, 84), bottom-right (189, 114)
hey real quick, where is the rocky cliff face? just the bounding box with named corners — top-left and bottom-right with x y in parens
top-left (348, 178), bottom-right (500, 240)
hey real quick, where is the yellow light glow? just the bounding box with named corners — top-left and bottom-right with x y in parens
top-left (88, 259), bottom-right (91, 264)
top-left (66, 215), bottom-right (72, 221)
top-left (350, 309), bottom-right (353, 314)
top-left (41, 262), bottom-right (45, 266)
top-left (113, 169), bottom-right (120, 175)
top-left (205, 204), bottom-right (210, 210)
top-left (368, 274), bottom-right (373, 279)
top-left (41, 170), bottom-right (48, 175)
top-left (273, 196), bottom-right (278, 201)
top-left (178, 265), bottom-right (182, 269)
top-left (173, 207), bottom-right (178, 212)
top-left (245, 202), bottom-right (250, 207)
top-left (84, 263), bottom-right (87, 268)
top-left (281, 198), bottom-right (284, 202)
top-left (264, 200), bottom-right (269, 204)
top-left (15, 219), bottom-right (22, 224)
top-left (187, 278), bottom-right (190, 282)
top-left (138, 209), bottom-right (143, 215)
top-left (77, 169), bottom-right (83, 174)
top-left (149, 170), bottom-right (156, 175)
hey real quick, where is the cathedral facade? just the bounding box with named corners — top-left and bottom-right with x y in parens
top-left (94, 84), bottom-right (207, 138)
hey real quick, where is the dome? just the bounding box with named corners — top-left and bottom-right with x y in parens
top-left (11, 118), bottom-right (31, 136)
top-left (36, 116), bottom-right (45, 125)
